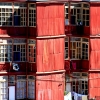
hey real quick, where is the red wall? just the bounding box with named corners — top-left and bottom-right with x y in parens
top-left (36, 3), bottom-right (64, 72)
top-left (89, 38), bottom-right (100, 99)
top-left (37, 38), bottom-right (64, 72)
top-left (89, 73), bottom-right (100, 99)
top-left (36, 3), bottom-right (64, 36)
top-left (36, 73), bottom-right (64, 100)
top-left (90, 3), bottom-right (100, 35)
top-left (90, 39), bottom-right (100, 70)
top-left (36, 3), bottom-right (65, 100)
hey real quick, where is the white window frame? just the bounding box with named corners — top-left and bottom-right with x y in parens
top-left (82, 3), bottom-right (89, 26)
top-left (0, 38), bottom-right (27, 62)
top-left (72, 72), bottom-right (88, 95)
top-left (70, 37), bottom-right (81, 59)
top-left (70, 3), bottom-right (82, 25)
top-left (65, 3), bottom-right (69, 25)
top-left (0, 2), bottom-right (28, 26)
top-left (13, 38), bottom-right (26, 62)
top-left (16, 75), bottom-right (26, 99)
top-left (65, 2), bottom-right (89, 26)
top-left (28, 3), bottom-right (36, 27)
top-left (27, 75), bottom-right (35, 99)
top-left (82, 38), bottom-right (89, 59)
top-left (0, 2), bottom-right (13, 26)
top-left (0, 76), bottom-right (8, 100)
top-left (14, 3), bottom-right (27, 26)
top-left (0, 38), bottom-right (12, 62)
top-left (70, 37), bottom-right (89, 60)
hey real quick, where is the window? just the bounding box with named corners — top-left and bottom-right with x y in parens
top-left (83, 4), bottom-right (89, 26)
top-left (28, 4), bottom-right (36, 26)
top-left (70, 37), bottom-right (81, 59)
top-left (0, 76), bottom-right (8, 100)
top-left (65, 3), bottom-right (89, 26)
top-left (28, 76), bottom-right (35, 99)
top-left (14, 3), bottom-right (27, 26)
top-left (9, 76), bottom-right (15, 85)
top-left (0, 38), bottom-right (26, 62)
top-left (0, 2), bottom-right (13, 26)
top-left (65, 37), bottom-right (69, 59)
top-left (65, 37), bottom-right (89, 60)
top-left (70, 37), bottom-right (89, 60)
top-left (72, 72), bottom-right (88, 95)
top-left (70, 3), bottom-right (82, 25)
top-left (82, 38), bottom-right (88, 59)
top-left (16, 75), bottom-right (26, 99)
top-left (0, 2), bottom-right (36, 26)
top-left (28, 39), bottom-right (36, 62)
top-left (13, 39), bottom-right (26, 62)
top-left (0, 39), bottom-right (12, 62)
top-left (65, 3), bottom-right (69, 25)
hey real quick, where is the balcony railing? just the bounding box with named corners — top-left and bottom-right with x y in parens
top-left (65, 25), bottom-right (90, 35)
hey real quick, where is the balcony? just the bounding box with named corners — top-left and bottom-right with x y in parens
top-left (65, 25), bottom-right (90, 36)
top-left (65, 60), bottom-right (89, 72)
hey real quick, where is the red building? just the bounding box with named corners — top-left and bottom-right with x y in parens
top-left (0, 0), bottom-right (65, 100)
top-left (0, 0), bottom-right (100, 100)
top-left (64, 1), bottom-right (100, 100)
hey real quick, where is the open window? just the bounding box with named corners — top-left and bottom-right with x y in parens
top-left (28, 39), bottom-right (36, 63)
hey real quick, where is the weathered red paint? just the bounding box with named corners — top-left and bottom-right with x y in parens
top-left (36, 73), bottom-right (64, 100)
top-left (36, 3), bottom-right (64, 36)
top-left (89, 73), bottom-right (100, 99)
top-left (90, 3), bottom-right (100, 35)
top-left (90, 39), bottom-right (100, 69)
top-left (37, 38), bottom-right (64, 72)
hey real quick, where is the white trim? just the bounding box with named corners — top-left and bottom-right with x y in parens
top-left (36, 35), bottom-right (66, 39)
top-left (36, 70), bottom-right (65, 74)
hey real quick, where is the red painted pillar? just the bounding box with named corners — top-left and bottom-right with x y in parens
top-left (36, 2), bottom-right (65, 100)
top-left (89, 2), bottom-right (100, 99)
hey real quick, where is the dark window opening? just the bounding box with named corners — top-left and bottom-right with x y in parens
top-left (14, 9), bottom-right (21, 26)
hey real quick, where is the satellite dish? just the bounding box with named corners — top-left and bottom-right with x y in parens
top-left (13, 63), bottom-right (19, 71)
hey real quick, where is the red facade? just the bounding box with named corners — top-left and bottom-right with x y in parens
top-left (36, 3), bottom-right (65, 100)
top-left (0, 1), bottom-right (65, 100)
top-left (0, 0), bottom-right (100, 100)
top-left (36, 73), bottom-right (64, 100)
